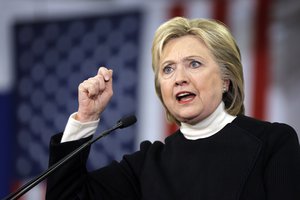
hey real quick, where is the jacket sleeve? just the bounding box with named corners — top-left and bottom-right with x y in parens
top-left (264, 123), bottom-right (300, 200)
top-left (46, 133), bottom-right (92, 200)
top-left (46, 133), bottom-right (151, 200)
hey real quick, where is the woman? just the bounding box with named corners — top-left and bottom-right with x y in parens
top-left (46, 17), bottom-right (300, 200)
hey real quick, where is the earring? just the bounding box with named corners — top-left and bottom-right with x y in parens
top-left (223, 86), bottom-right (227, 93)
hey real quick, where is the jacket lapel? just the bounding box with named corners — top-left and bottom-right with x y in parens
top-left (207, 123), bottom-right (262, 199)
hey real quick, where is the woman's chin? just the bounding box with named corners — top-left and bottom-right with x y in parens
top-left (176, 114), bottom-right (201, 124)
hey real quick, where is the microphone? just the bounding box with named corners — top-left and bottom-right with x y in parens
top-left (2, 115), bottom-right (137, 200)
top-left (117, 115), bottom-right (137, 129)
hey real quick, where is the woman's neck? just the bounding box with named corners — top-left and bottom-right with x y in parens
top-left (180, 102), bottom-right (236, 140)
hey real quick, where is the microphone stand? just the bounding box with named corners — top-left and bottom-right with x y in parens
top-left (2, 115), bottom-right (136, 200)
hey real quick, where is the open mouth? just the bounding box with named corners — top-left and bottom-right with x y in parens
top-left (176, 92), bottom-right (196, 103)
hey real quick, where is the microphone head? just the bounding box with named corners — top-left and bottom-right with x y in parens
top-left (118, 115), bottom-right (137, 129)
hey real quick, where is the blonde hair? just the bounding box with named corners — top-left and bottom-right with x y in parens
top-left (151, 17), bottom-right (245, 125)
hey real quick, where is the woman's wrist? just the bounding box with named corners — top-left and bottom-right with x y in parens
top-left (61, 112), bottom-right (99, 143)
top-left (75, 112), bottom-right (99, 123)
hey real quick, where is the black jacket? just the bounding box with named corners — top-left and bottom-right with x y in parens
top-left (46, 115), bottom-right (300, 200)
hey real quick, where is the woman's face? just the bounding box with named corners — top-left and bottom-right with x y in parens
top-left (158, 35), bottom-right (226, 125)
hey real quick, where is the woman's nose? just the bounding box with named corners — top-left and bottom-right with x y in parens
top-left (175, 67), bottom-right (189, 86)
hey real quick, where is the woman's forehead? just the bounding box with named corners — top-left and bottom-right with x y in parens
top-left (159, 36), bottom-right (211, 65)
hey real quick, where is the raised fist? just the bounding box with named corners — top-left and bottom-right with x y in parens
top-left (76, 67), bottom-right (113, 122)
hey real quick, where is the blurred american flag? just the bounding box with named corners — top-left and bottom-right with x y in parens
top-left (12, 10), bottom-right (142, 199)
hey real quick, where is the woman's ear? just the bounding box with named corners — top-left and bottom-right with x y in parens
top-left (223, 79), bottom-right (230, 93)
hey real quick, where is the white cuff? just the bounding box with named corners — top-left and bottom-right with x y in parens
top-left (61, 112), bottom-right (99, 143)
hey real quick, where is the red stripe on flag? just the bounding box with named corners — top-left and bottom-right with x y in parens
top-left (212, 0), bottom-right (229, 24)
top-left (252, 0), bottom-right (271, 119)
top-left (169, 2), bottom-right (186, 18)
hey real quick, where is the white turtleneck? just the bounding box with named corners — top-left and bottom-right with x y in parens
top-left (180, 102), bottom-right (236, 140)
top-left (62, 102), bottom-right (236, 143)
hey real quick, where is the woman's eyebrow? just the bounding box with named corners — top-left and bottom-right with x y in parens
top-left (160, 55), bottom-right (206, 67)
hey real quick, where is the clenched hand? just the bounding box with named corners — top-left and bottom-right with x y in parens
top-left (76, 67), bottom-right (113, 122)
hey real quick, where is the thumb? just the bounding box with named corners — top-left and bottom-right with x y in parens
top-left (106, 69), bottom-right (113, 91)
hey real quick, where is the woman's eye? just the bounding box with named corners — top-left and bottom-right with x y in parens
top-left (190, 60), bottom-right (201, 68)
top-left (163, 66), bottom-right (174, 74)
